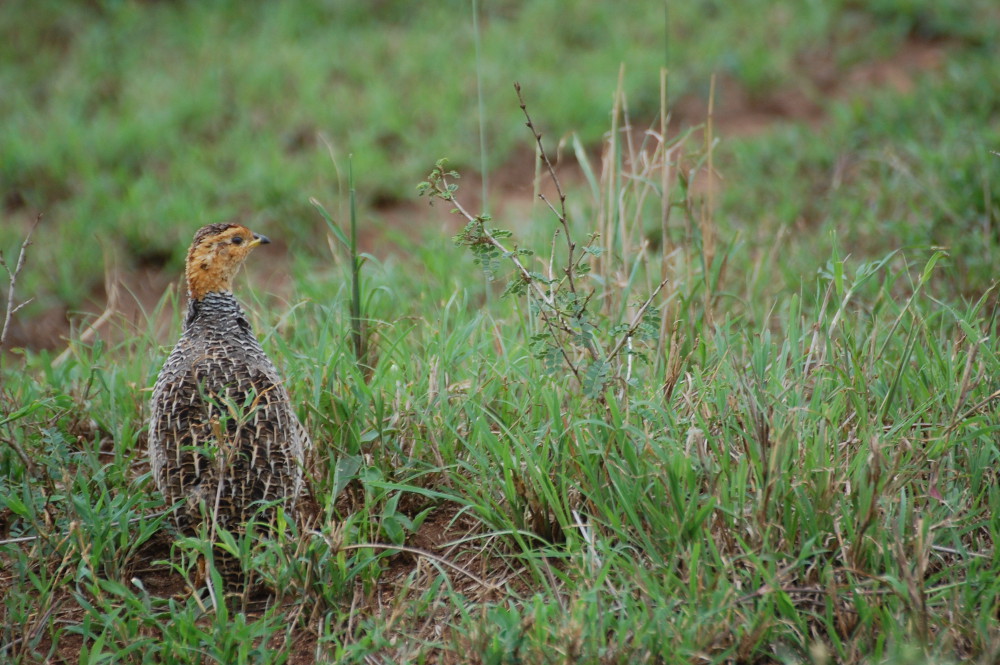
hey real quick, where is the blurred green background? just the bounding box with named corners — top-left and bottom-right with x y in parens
top-left (1, 0), bottom-right (997, 343)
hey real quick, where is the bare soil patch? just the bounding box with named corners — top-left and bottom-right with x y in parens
top-left (4, 498), bottom-right (516, 663)
top-left (672, 37), bottom-right (948, 137)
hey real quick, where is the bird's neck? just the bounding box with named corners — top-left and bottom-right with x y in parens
top-left (186, 265), bottom-right (236, 301)
top-left (184, 290), bottom-right (245, 329)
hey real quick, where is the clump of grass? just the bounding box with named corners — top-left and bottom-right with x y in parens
top-left (311, 156), bottom-right (370, 370)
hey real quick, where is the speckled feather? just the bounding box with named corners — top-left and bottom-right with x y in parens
top-left (148, 224), bottom-right (309, 583)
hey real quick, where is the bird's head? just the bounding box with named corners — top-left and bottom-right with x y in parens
top-left (184, 223), bottom-right (270, 300)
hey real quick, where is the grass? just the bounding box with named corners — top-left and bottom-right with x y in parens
top-left (2, 0), bottom-right (996, 310)
top-left (3, 1), bottom-right (1000, 663)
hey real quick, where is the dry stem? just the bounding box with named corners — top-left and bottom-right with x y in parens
top-left (514, 82), bottom-right (576, 295)
top-left (0, 214), bottom-right (42, 352)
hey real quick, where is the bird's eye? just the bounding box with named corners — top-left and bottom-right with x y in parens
top-left (231, 236), bottom-right (244, 245)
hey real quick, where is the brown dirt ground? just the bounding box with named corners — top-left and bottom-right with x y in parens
top-left (13, 501), bottom-right (524, 664)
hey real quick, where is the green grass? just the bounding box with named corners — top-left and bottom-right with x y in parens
top-left (3, 1), bottom-right (1000, 663)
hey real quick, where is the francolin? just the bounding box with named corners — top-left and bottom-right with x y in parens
top-left (148, 223), bottom-right (310, 586)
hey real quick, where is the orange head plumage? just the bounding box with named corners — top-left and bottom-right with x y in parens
top-left (184, 223), bottom-right (270, 301)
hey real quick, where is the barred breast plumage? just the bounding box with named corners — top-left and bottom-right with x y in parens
top-left (148, 223), bottom-right (310, 585)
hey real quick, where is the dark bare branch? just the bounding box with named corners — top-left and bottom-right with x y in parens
top-left (515, 83), bottom-right (577, 294)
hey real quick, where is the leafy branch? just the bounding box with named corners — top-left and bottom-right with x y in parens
top-left (419, 85), bottom-right (669, 401)
top-left (419, 160), bottom-right (589, 388)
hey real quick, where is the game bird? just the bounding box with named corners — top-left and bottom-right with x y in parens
top-left (148, 223), bottom-right (310, 585)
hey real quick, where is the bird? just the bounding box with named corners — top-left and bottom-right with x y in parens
top-left (148, 222), bottom-right (310, 587)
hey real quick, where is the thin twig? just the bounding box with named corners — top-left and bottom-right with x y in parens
top-left (930, 544), bottom-right (990, 559)
top-left (735, 583), bottom-right (897, 606)
top-left (2, 435), bottom-right (36, 476)
top-left (514, 82), bottom-right (575, 295)
top-left (340, 542), bottom-right (502, 592)
top-left (606, 276), bottom-right (670, 362)
top-left (0, 214), bottom-right (42, 352)
top-left (945, 388), bottom-right (1000, 433)
top-left (448, 191), bottom-right (551, 306)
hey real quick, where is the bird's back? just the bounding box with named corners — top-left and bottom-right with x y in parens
top-left (149, 292), bottom-right (307, 534)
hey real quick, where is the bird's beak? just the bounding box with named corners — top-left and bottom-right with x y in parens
top-left (250, 233), bottom-right (271, 247)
